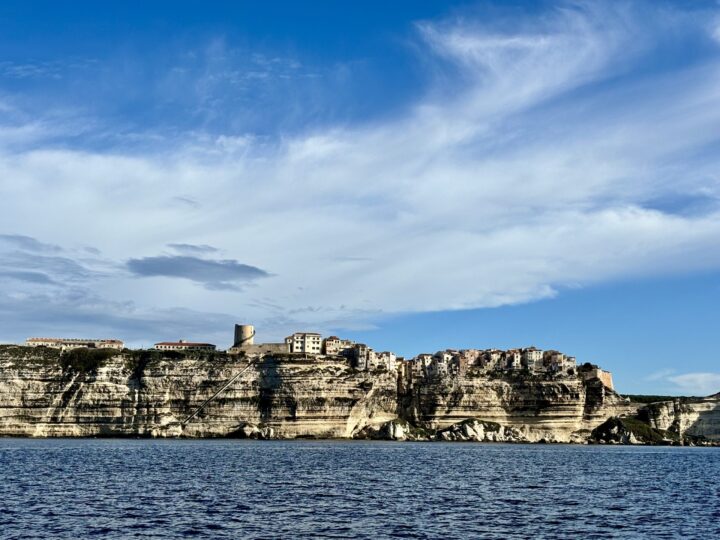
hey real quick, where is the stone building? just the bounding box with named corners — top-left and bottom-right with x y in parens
top-left (376, 351), bottom-right (397, 371)
top-left (581, 367), bottom-right (614, 390)
top-left (285, 333), bottom-right (322, 355)
top-left (323, 336), bottom-right (355, 356)
top-left (458, 349), bottom-right (482, 367)
top-left (545, 351), bottom-right (576, 373)
top-left (227, 324), bottom-right (289, 355)
top-left (153, 340), bottom-right (216, 352)
top-left (25, 337), bottom-right (124, 350)
top-left (484, 349), bottom-right (503, 370)
top-left (523, 347), bottom-right (544, 371)
top-left (506, 350), bottom-right (522, 370)
top-left (348, 343), bottom-right (375, 370)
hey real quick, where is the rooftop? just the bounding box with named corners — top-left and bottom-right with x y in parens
top-left (154, 341), bottom-right (215, 347)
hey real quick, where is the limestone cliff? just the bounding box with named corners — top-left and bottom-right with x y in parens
top-left (401, 372), bottom-right (635, 442)
top-left (0, 347), bottom-right (397, 438)
top-left (637, 395), bottom-right (720, 441)
top-left (0, 345), bottom-right (638, 441)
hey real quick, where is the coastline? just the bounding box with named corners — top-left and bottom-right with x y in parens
top-left (1, 346), bottom-right (717, 445)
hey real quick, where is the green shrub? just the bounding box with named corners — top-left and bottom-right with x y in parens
top-left (625, 395), bottom-right (678, 404)
top-left (60, 348), bottom-right (116, 374)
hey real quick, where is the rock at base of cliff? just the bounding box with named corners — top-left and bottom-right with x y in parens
top-left (354, 418), bottom-right (531, 443)
top-left (354, 419), bottom-right (433, 441)
top-left (228, 422), bottom-right (275, 440)
top-left (436, 419), bottom-right (529, 443)
top-left (588, 416), bottom-right (716, 446)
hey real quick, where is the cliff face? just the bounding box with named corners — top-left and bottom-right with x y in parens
top-left (0, 348), bottom-right (397, 438)
top-left (638, 396), bottom-right (720, 441)
top-left (404, 373), bottom-right (634, 442)
top-left (0, 346), bottom-right (636, 441)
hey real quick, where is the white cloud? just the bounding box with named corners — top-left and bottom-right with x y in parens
top-left (667, 373), bottom-right (720, 396)
top-left (645, 368), bottom-right (677, 382)
top-left (2, 3), bottom-right (720, 344)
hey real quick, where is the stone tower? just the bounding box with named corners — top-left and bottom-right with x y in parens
top-left (233, 324), bottom-right (255, 348)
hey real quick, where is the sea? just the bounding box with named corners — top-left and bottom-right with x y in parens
top-left (0, 439), bottom-right (718, 539)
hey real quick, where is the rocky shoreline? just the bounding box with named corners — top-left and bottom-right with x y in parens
top-left (231, 416), bottom-right (719, 446)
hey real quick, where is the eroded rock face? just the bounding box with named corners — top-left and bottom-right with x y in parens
top-left (0, 346), bottom-right (649, 441)
top-left (355, 419), bottom-right (416, 441)
top-left (404, 374), bottom-right (635, 442)
top-left (0, 349), bottom-right (397, 438)
top-left (639, 396), bottom-right (720, 441)
top-left (436, 419), bottom-right (528, 443)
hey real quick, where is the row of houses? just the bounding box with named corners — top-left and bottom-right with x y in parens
top-left (23, 334), bottom-right (571, 375)
top-left (281, 336), bottom-right (585, 381)
top-left (23, 326), bottom-right (607, 387)
top-left (283, 332), bottom-right (399, 371)
top-left (412, 347), bottom-right (578, 378)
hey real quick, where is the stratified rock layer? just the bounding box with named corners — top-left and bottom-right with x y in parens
top-left (0, 349), bottom-right (397, 438)
top-left (638, 395), bottom-right (720, 441)
top-left (1, 346), bottom-right (714, 442)
top-left (402, 373), bottom-right (635, 442)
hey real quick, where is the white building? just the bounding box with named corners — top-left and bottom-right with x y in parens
top-left (323, 336), bottom-right (355, 356)
top-left (523, 347), bottom-right (544, 371)
top-left (545, 352), bottom-right (577, 373)
top-left (506, 350), bottom-right (522, 370)
top-left (377, 351), bottom-right (397, 371)
top-left (417, 354), bottom-right (433, 367)
top-left (483, 349), bottom-right (503, 370)
top-left (547, 351), bottom-right (564, 371)
top-left (433, 351), bottom-right (454, 364)
top-left (459, 349), bottom-right (482, 367)
top-left (153, 340), bottom-right (216, 351)
top-left (26, 337), bottom-right (124, 350)
top-left (285, 332), bottom-right (322, 354)
top-left (350, 343), bottom-right (375, 370)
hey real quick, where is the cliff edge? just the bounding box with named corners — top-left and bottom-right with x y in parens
top-left (1, 345), bottom-right (713, 443)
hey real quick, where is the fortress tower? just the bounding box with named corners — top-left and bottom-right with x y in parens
top-left (233, 324), bottom-right (255, 348)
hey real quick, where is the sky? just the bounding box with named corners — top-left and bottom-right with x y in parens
top-left (1, 0), bottom-right (719, 396)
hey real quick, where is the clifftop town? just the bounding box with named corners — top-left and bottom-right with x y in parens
top-left (25, 323), bottom-right (613, 390)
top-left (6, 322), bottom-right (717, 444)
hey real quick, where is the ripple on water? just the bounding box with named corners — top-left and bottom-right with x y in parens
top-left (1, 440), bottom-right (719, 539)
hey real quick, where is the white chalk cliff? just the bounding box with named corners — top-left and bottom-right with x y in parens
top-left (0, 346), bottom-right (716, 443)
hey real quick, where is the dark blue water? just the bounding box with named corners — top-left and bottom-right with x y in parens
top-left (1, 439), bottom-right (718, 539)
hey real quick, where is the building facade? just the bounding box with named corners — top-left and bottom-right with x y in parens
top-left (25, 337), bottom-right (124, 350)
top-left (581, 367), bottom-right (614, 390)
top-left (523, 347), bottom-right (544, 371)
top-left (285, 332), bottom-right (322, 354)
top-left (323, 336), bottom-right (355, 356)
top-left (153, 340), bottom-right (216, 352)
top-left (506, 350), bottom-right (522, 370)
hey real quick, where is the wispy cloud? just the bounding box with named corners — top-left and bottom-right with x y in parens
top-left (667, 373), bottom-right (720, 397)
top-left (0, 58), bottom-right (98, 80)
top-left (0, 235), bottom-right (106, 288)
top-left (1, 2), bottom-right (720, 346)
top-left (0, 234), bottom-right (61, 252)
top-left (645, 368), bottom-right (677, 382)
top-left (126, 255), bottom-right (270, 290)
top-left (167, 243), bottom-right (219, 254)
top-left (0, 270), bottom-right (56, 285)
top-left (171, 196), bottom-right (201, 209)
top-left (0, 287), bottom-right (238, 347)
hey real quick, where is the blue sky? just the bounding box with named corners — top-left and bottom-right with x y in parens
top-left (1, 1), bottom-right (719, 396)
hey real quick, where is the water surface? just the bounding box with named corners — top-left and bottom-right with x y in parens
top-left (1, 439), bottom-right (718, 539)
